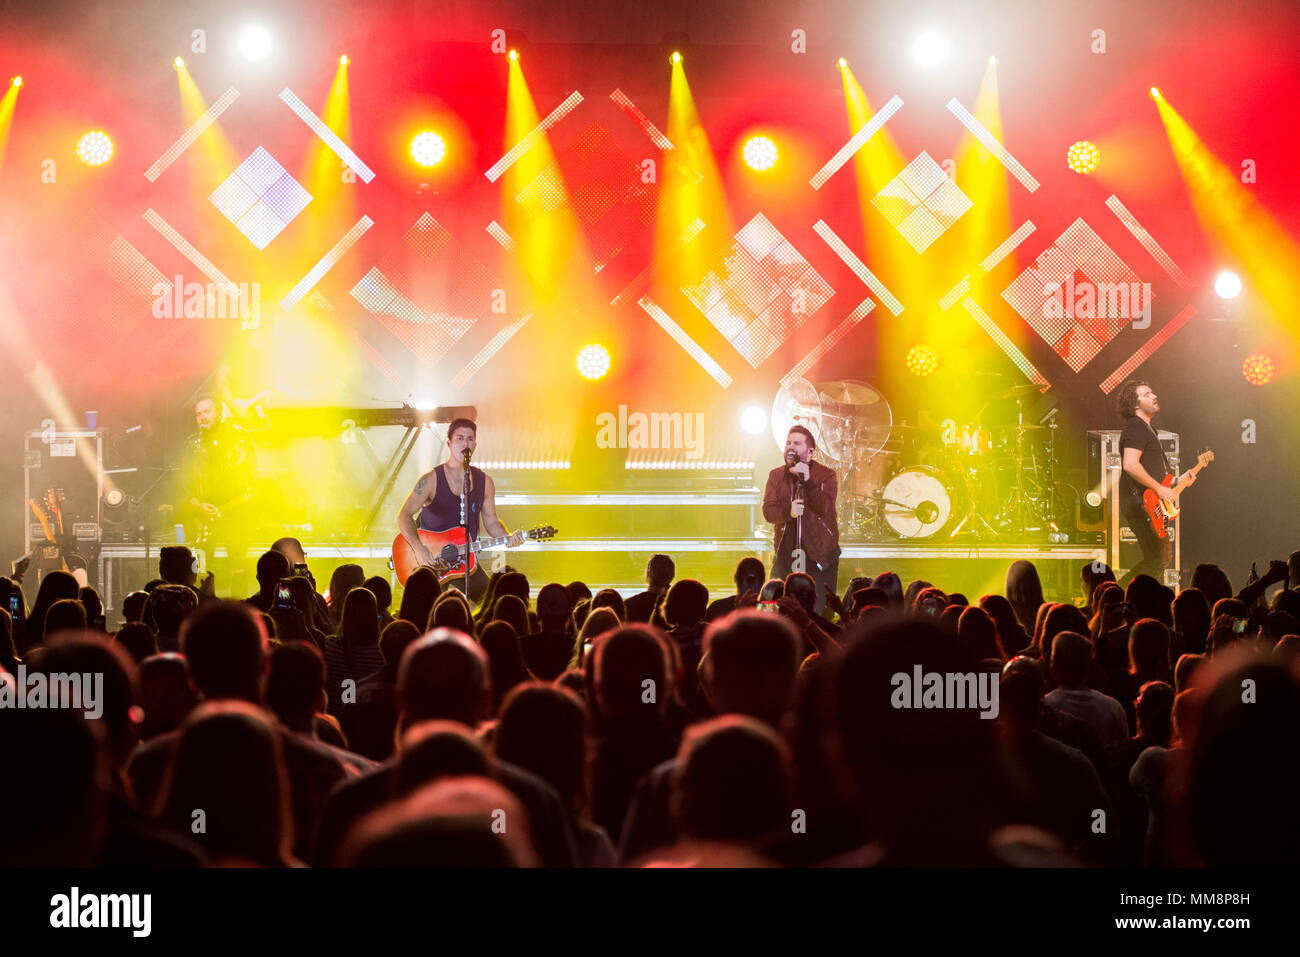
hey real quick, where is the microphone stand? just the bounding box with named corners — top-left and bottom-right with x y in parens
top-left (788, 455), bottom-right (805, 558)
top-left (460, 451), bottom-right (472, 600)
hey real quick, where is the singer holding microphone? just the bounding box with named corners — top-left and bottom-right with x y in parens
top-left (395, 417), bottom-right (524, 603)
top-left (763, 424), bottom-right (840, 613)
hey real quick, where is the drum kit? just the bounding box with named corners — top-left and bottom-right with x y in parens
top-left (772, 378), bottom-right (1066, 542)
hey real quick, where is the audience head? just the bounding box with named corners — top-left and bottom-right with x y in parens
top-left (733, 557), bottom-right (765, 596)
top-left (255, 550), bottom-right (291, 592)
top-left (575, 607), bottom-right (620, 668)
top-left (784, 572), bottom-right (817, 615)
top-left (340, 777), bottom-right (536, 868)
top-left (363, 576), bottom-right (393, 615)
top-left (663, 579), bottom-right (709, 628)
top-left (701, 611), bottom-right (800, 727)
top-left (270, 537), bottom-right (307, 567)
top-left (478, 620), bottom-right (530, 713)
top-left (116, 590), bottom-right (146, 625)
top-left (1134, 680), bottom-right (1175, 745)
top-left (1049, 631), bottom-right (1092, 689)
top-left (871, 571), bottom-right (904, 609)
top-left (341, 586), bottom-right (381, 652)
top-left (266, 641), bottom-right (327, 733)
top-left (147, 584), bottom-right (198, 639)
top-left (495, 684), bottom-right (589, 811)
top-left (157, 701), bottom-right (292, 866)
top-left (328, 564), bottom-right (366, 611)
top-left (397, 567), bottom-right (442, 629)
top-left (1189, 563), bottom-right (1233, 607)
top-left (397, 629), bottom-right (489, 729)
top-left (645, 553), bottom-right (676, 591)
top-left (828, 615), bottom-right (1006, 863)
top-left (113, 622), bottom-right (158, 664)
top-left (431, 591), bottom-right (474, 634)
top-left (138, 653), bottom-right (198, 740)
top-left (593, 625), bottom-right (671, 720)
top-left (158, 545), bottom-right (197, 587)
top-left (1126, 574), bottom-right (1170, 624)
top-left (1129, 618), bottom-right (1172, 678)
top-left (44, 598), bottom-right (87, 637)
top-left (673, 715), bottom-right (793, 846)
top-left (379, 620), bottom-right (420, 672)
top-left (1081, 561), bottom-right (1115, 608)
top-left (590, 588), bottom-right (625, 621)
top-left (1186, 662), bottom-right (1300, 866)
top-left (1174, 653), bottom-right (1208, 693)
top-left (957, 605), bottom-right (1002, 661)
top-left (1172, 588), bottom-right (1212, 655)
top-left (180, 601), bottom-right (268, 703)
top-left (489, 593), bottom-right (528, 638)
top-left (536, 583), bottom-right (573, 631)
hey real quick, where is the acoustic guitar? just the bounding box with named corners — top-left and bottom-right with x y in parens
top-left (391, 524), bottom-right (558, 586)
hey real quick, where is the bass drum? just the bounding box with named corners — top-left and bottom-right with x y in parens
top-left (881, 467), bottom-right (959, 540)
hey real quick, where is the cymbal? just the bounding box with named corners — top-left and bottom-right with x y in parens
top-left (817, 380), bottom-right (885, 406)
top-left (813, 379), bottom-right (892, 460)
top-left (992, 423), bottom-right (1051, 432)
top-left (1000, 383), bottom-right (1043, 399)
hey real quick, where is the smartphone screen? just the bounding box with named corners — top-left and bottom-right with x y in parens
top-left (1232, 618), bottom-right (1248, 634)
top-left (275, 581), bottom-right (293, 608)
top-left (7, 594), bottom-right (20, 616)
top-left (757, 601), bottom-right (780, 614)
top-left (293, 563), bottom-right (309, 577)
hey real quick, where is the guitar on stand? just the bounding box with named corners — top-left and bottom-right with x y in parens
top-left (1143, 448), bottom-right (1214, 539)
top-left (391, 524), bottom-right (558, 586)
top-left (27, 487), bottom-right (89, 586)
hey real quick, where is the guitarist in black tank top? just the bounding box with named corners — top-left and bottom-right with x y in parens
top-left (395, 418), bottom-right (524, 603)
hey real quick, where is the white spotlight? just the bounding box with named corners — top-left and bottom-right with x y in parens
top-left (912, 31), bottom-right (951, 68)
top-left (239, 26), bottom-right (273, 63)
top-left (740, 405), bottom-right (767, 436)
top-left (1214, 271), bottom-right (1242, 300)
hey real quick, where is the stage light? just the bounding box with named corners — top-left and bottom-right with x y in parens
top-left (1242, 353), bottom-right (1275, 386)
top-left (1215, 270), bottom-right (1242, 299)
top-left (576, 344), bottom-right (611, 380)
top-left (105, 488), bottom-right (125, 508)
top-left (905, 344), bottom-right (939, 376)
top-left (671, 51), bottom-right (682, 64)
top-left (1067, 140), bottom-right (1100, 174)
top-left (912, 31), bottom-right (951, 68)
top-left (339, 55), bottom-right (349, 66)
top-left (238, 26), bottom-right (273, 62)
top-left (173, 57), bottom-right (184, 70)
top-left (508, 49), bottom-right (518, 61)
top-left (740, 405), bottom-right (767, 435)
top-left (76, 131), bottom-right (113, 166)
top-left (838, 57), bottom-right (847, 69)
top-left (989, 55), bottom-right (998, 65)
top-left (409, 131), bottom-right (446, 168)
top-left (742, 136), bottom-right (778, 171)
top-left (1149, 86), bottom-right (1162, 100)
top-left (11, 77), bottom-right (22, 88)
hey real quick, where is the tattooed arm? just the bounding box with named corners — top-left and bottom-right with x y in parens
top-left (396, 471), bottom-right (438, 566)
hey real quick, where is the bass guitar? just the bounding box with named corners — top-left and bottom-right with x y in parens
top-left (1142, 448), bottom-right (1213, 539)
top-left (391, 524), bottom-right (558, 586)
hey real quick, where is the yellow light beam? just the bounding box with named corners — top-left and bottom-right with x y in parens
top-left (654, 57), bottom-right (733, 297)
top-left (176, 61), bottom-right (239, 184)
top-left (0, 79), bottom-right (20, 173)
top-left (1156, 94), bottom-right (1300, 343)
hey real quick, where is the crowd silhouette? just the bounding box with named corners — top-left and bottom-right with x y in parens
top-left (2, 542), bottom-right (1298, 868)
